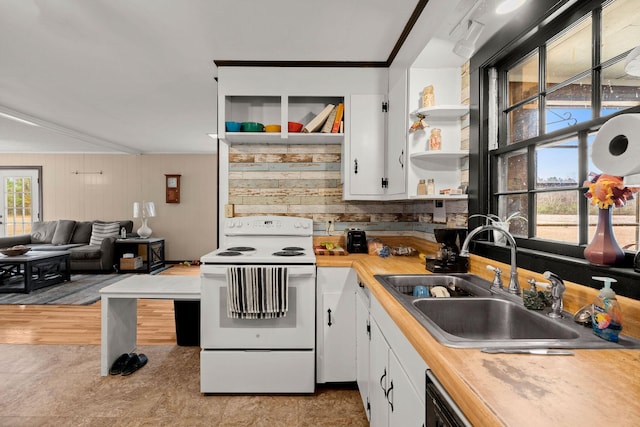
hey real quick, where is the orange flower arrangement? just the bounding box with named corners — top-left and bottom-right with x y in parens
top-left (584, 173), bottom-right (638, 209)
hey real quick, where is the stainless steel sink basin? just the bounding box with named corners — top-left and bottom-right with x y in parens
top-left (413, 298), bottom-right (579, 342)
top-left (374, 274), bottom-right (640, 350)
top-left (374, 274), bottom-right (493, 298)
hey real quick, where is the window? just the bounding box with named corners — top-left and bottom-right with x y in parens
top-left (0, 168), bottom-right (41, 237)
top-left (492, 0), bottom-right (640, 253)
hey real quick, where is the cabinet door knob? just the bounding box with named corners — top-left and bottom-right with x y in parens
top-left (354, 158), bottom-right (358, 174)
top-left (327, 308), bottom-right (332, 327)
top-left (399, 150), bottom-right (404, 168)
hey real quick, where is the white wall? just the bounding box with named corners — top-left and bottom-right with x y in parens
top-left (1, 153), bottom-right (218, 261)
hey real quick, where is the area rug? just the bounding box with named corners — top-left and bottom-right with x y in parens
top-left (0, 274), bottom-right (132, 305)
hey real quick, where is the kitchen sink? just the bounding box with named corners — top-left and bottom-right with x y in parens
top-left (374, 274), bottom-right (640, 350)
top-left (374, 274), bottom-right (492, 298)
top-left (412, 298), bottom-right (579, 343)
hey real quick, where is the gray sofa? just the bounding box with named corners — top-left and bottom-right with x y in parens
top-left (0, 220), bottom-right (134, 272)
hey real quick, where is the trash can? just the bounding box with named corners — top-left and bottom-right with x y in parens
top-left (173, 300), bottom-right (200, 346)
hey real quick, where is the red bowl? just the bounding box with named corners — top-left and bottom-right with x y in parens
top-left (288, 121), bottom-right (304, 133)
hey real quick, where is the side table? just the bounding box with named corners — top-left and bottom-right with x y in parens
top-left (114, 238), bottom-right (165, 274)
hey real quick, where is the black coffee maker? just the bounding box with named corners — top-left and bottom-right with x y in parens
top-left (426, 228), bottom-right (469, 273)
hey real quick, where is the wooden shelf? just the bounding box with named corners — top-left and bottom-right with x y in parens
top-left (410, 105), bottom-right (469, 120)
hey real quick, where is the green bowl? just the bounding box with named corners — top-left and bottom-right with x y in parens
top-left (241, 122), bottom-right (264, 132)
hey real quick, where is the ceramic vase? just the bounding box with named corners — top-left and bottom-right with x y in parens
top-left (583, 207), bottom-right (625, 266)
top-left (137, 217), bottom-right (152, 238)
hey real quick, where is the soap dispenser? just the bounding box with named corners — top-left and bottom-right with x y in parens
top-left (591, 276), bottom-right (623, 342)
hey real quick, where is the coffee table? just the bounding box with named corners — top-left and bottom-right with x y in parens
top-left (0, 251), bottom-right (71, 293)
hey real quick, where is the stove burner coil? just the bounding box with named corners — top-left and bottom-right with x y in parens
top-left (216, 251), bottom-right (243, 256)
top-left (273, 251), bottom-right (304, 257)
top-left (282, 246), bottom-right (304, 251)
top-left (226, 246), bottom-right (256, 252)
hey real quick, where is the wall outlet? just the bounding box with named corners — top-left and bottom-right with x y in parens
top-left (433, 200), bottom-right (447, 223)
top-left (224, 204), bottom-right (234, 218)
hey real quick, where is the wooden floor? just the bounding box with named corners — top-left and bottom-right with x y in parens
top-left (0, 264), bottom-right (198, 345)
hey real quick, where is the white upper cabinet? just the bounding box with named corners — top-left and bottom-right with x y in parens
top-left (216, 67), bottom-right (388, 145)
top-left (220, 95), bottom-right (345, 144)
top-left (343, 68), bottom-right (409, 200)
top-left (345, 94), bottom-right (387, 198)
top-left (385, 68), bottom-right (409, 199)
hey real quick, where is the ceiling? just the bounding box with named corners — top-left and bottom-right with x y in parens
top-left (0, 0), bottom-right (510, 155)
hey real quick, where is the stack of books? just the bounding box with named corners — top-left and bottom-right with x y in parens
top-left (302, 103), bottom-right (344, 133)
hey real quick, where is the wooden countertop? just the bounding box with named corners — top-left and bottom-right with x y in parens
top-left (315, 247), bottom-right (640, 427)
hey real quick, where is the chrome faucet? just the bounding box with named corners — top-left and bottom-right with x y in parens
top-left (485, 265), bottom-right (503, 291)
top-left (459, 225), bottom-right (520, 295)
top-left (543, 271), bottom-right (565, 319)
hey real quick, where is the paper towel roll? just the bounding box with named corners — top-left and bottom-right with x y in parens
top-left (591, 114), bottom-right (640, 184)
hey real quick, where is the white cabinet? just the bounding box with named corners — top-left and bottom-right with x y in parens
top-left (220, 95), bottom-right (345, 144)
top-left (370, 320), bottom-right (425, 427)
top-left (386, 68), bottom-right (409, 198)
top-left (316, 267), bottom-right (357, 383)
top-left (356, 283), bottom-right (371, 420)
top-left (357, 281), bottom-right (427, 427)
top-left (343, 67), bottom-right (409, 200)
top-left (345, 94), bottom-right (387, 198)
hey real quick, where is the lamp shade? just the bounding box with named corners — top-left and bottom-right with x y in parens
top-left (144, 201), bottom-right (156, 218)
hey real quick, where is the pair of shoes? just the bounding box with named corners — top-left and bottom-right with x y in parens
top-left (109, 353), bottom-right (135, 375)
top-left (121, 353), bottom-right (148, 376)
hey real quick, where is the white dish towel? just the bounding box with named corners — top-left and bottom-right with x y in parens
top-left (226, 267), bottom-right (289, 319)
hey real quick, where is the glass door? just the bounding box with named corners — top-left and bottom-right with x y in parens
top-left (0, 168), bottom-right (41, 237)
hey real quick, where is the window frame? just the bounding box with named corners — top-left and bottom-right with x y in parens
top-left (468, 0), bottom-right (640, 299)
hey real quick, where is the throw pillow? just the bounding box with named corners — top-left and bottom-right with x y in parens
top-left (52, 220), bottom-right (76, 245)
top-left (89, 222), bottom-right (121, 246)
top-left (30, 221), bottom-right (58, 244)
top-left (70, 221), bottom-right (93, 244)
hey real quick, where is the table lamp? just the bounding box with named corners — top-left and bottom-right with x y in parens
top-left (133, 201), bottom-right (156, 238)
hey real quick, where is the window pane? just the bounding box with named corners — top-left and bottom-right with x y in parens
top-left (601, 0), bottom-right (640, 63)
top-left (586, 132), bottom-right (599, 174)
top-left (498, 150), bottom-right (528, 191)
top-left (588, 200), bottom-right (639, 250)
top-left (536, 138), bottom-right (579, 189)
top-left (545, 76), bottom-right (592, 131)
top-left (507, 99), bottom-right (538, 144)
top-left (498, 194), bottom-right (528, 237)
top-left (601, 61), bottom-right (640, 116)
top-left (536, 191), bottom-right (579, 243)
top-left (546, 16), bottom-right (591, 88)
top-left (507, 52), bottom-right (539, 106)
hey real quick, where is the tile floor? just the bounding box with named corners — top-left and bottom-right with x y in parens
top-left (0, 344), bottom-right (369, 426)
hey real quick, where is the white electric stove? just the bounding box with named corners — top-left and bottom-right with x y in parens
top-left (200, 216), bottom-right (316, 394)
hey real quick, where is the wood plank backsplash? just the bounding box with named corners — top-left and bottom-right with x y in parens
top-left (228, 143), bottom-right (468, 235)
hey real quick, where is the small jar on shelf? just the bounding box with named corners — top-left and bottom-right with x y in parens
top-left (427, 179), bottom-right (435, 195)
top-left (422, 85), bottom-right (435, 108)
top-left (417, 179), bottom-right (427, 195)
top-left (429, 128), bottom-right (442, 150)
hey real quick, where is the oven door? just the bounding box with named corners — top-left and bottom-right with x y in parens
top-left (200, 264), bottom-right (316, 349)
